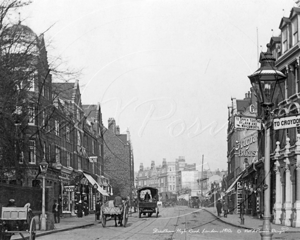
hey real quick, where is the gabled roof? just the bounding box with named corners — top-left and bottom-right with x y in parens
top-left (83, 104), bottom-right (98, 119)
top-left (289, 7), bottom-right (300, 19)
top-left (279, 17), bottom-right (291, 29)
top-left (52, 82), bottom-right (76, 101)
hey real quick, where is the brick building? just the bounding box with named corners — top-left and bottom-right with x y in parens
top-left (0, 23), bottom-right (109, 216)
top-left (103, 118), bottom-right (134, 201)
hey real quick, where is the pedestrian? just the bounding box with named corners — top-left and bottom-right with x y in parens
top-left (114, 194), bottom-right (123, 226)
top-left (223, 200), bottom-right (228, 218)
top-left (6, 199), bottom-right (16, 207)
top-left (52, 200), bottom-right (60, 223)
top-left (95, 200), bottom-right (101, 221)
top-left (77, 200), bottom-right (83, 218)
top-left (216, 200), bottom-right (222, 217)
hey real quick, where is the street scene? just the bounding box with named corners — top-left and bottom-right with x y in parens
top-left (2, 0), bottom-right (300, 240)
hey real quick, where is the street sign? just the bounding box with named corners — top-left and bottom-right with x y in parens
top-left (234, 117), bottom-right (261, 130)
top-left (273, 116), bottom-right (300, 130)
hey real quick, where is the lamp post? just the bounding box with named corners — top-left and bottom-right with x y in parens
top-left (39, 158), bottom-right (48, 231)
top-left (248, 44), bottom-right (286, 240)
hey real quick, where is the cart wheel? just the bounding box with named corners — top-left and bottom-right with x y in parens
top-left (102, 214), bottom-right (106, 227)
top-left (29, 218), bottom-right (36, 240)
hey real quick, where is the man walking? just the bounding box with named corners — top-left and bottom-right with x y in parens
top-left (216, 200), bottom-right (222, 217)
top-left (95, 199), bottom-right (101, 221)
top-left (52, 200), bottom-right (60, 223)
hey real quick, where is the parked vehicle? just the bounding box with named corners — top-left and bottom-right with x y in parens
top-left (0, 206), bottom-right (36, 240)
top-left (137, 187), bottom-right (159, 218)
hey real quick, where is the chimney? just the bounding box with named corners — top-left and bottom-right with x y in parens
top-left (116, 126), bottom-right (120, 135)
top-left (162, 158), bottom-right (166, 168)
top-left (139, 163), bottom-right (144, 171)
top-left (151, 161), bottom-right (155, 169)
top-left (108, 118), bottom-right (116, 133)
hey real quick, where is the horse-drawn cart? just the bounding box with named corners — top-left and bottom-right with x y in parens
top-left (0, 207), bottom-right (36, 240)
top-left (101, 200), bottom-right (129, 228)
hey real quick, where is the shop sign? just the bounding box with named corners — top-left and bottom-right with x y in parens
top-left (234, 117), bottom-right (261, 130)
top-left (273, 116), bottom-right (300, 130)
top-left (236, 133), bottom-right (258, 158)
top-left (64, 185), bottom-right (75, 192)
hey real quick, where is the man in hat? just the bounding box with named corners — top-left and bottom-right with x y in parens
top-left (52, 200), bottom-right (60, 223)
top-left (6, 199), bottom-right (16, 207)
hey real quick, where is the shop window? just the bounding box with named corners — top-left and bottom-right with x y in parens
top-left (28, 140), bottom-right (36, 164)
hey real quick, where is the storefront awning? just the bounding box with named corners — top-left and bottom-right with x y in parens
top-left (225, 172), bottom-right (244, 194)
top-left (83, 173), bottom-right (109, 196)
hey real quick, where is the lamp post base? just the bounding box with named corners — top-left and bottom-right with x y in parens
top-left (260, 216), bottom-right (273, 240)
top-left (41, 216), bottom-right (46, 230)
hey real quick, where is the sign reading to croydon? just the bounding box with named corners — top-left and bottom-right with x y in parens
top-left (273, 116), bottom-right (300, 130)
top-left (235, 117), bottom-right (261, 130)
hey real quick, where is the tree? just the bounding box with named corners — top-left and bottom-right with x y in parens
top-left (0, 0), bottom-right (80, 185)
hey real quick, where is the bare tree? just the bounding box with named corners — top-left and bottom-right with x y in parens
top-left (0, 0), bottom-right (80, 185)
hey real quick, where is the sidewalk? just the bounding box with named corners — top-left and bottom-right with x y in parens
top-left (12, 214), bottom-right (100, 240)
top-left (202, 207), bottom-right (300, 234)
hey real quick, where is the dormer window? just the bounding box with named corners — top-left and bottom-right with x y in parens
top-left (292, 17), bottom-right (298, 45)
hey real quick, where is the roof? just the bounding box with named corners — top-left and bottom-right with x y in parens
top-left (236, 99), bottom-right (250, 112)
top-left (279, 17), bottom-right (291, 29)
top-left (83, 104), bottom-right (97, 116)
top-left (52, 82), bottom-right (75, 101)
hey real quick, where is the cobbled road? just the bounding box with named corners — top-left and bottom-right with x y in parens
top-left (36, 206), bottom-right (299, 240)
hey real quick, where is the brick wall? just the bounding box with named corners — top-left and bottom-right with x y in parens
top-left (0, 183), bottom-right (46, 211)
top-left (103, 127), bottom-right (131, 199)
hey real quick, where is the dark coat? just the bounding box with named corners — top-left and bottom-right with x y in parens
top-left (216, 201), bottom-right (222, 212)
top-left (223, 202), bottom-right (228, 211)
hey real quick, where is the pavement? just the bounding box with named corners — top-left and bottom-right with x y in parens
top-left (10, 207), bottom-right (300, 239)
top-left (202, 207), bottom-right (300, 234)
top-left (12, 214), bottom-right (101, 239)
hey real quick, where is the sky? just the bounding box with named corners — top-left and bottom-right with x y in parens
top-left (15, 0), bottom-right (296, 172)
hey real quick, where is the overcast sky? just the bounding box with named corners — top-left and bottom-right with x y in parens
top-left (18, 0), bottom-right (295, 172)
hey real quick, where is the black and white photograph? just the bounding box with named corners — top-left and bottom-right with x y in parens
top-left (1, 0), bottom-right (300, 239)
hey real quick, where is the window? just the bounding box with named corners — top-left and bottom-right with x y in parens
top-left (78, 156), bottom-right (82, 170)
top-left (66, 126), bottom-right (70, 142)
top-left (43, 141), bottom-right (46, 160)
top-left (77, 131), bottom-right (81, 146)
top-left (28, 107), bottom-right (35, 125)
top-left (55, 146), bottom-right (61, 163)
top-left (42, 110), bottom-right (45, 127)
top-left (55, 120), bottom-right (60, 136)
top-left (292, 18), bottom-right (298, 45)
top-left (282, 28), bottom-right (288, 52)
top-left (48, 145), bottom-right (51, 162)
top-left (19, 151), bottom-right (24, 164)
top-left (67, 152), bottom-right (71, 167)
top-left (99, 144), bottom-right (102, 156)
top-left (92, 140), bottom-right (95, 154)
top-left (28, 140), bottom-right (36, 164)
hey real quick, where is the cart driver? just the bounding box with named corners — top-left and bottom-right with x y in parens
top-left (114, 195), bottom-right (123, 210)
top-left (144, 192), bottom-right (151, 202)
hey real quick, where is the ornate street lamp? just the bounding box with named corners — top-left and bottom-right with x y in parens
top-left (248, 44), bottom-right (286, 240)
top-left (39, 158), bottom-right (48, 231)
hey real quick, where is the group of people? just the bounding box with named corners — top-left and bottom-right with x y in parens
top-left (216, 199), bottom-right (229, 217)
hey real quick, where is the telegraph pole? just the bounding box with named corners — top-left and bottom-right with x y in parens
top-left (201, 155), bottom-right (204, 203)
